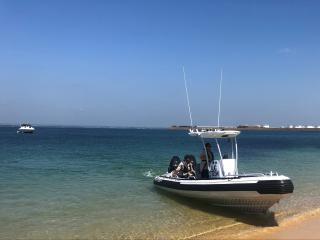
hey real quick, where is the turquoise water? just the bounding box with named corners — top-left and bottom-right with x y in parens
top-left (1, 127), bottom-right (320, 239)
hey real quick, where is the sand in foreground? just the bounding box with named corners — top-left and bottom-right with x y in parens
top-left (264, 216), bottom-right (320, 239)
top-left (183, 209), bottom-right (320, 240)
top-left (241, 209), bottom-right (320, 240)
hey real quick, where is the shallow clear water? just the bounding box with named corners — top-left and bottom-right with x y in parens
top-left (0, 127), bottom-right (320, 239)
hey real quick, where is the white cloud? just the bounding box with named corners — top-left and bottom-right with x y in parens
top-left (277, 47), bottom-right (296, 55)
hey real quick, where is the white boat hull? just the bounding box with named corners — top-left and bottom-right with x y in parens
top-left (17, 127), bottom-right (35, 133)
top-left (154, 175), bottom-right (293, 213)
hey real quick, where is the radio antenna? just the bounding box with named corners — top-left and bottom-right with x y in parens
top-left (183, 66), bottom-right (193, 127)
top-left (217, 68), bottom-right (223, 128)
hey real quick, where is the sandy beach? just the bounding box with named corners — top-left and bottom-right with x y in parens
top-left (182, 208), bottom-right (320, 240)
top-left (238, 208), bottom-right (320, 240)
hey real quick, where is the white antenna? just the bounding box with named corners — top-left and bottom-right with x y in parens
top-left (217, 68), bottom-right (223, 128)
top-left (182, 66), bottom-right (193, 127)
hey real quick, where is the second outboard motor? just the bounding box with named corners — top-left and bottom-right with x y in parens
top-left (168, 156), bottom-right (180, 173)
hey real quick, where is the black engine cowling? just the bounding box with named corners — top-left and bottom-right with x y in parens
top-left (168, 156), bottom-right (180, 173)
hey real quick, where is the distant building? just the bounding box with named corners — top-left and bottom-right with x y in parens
top-left (306, 126), bottom-right (315, 129)
top-left (237, 124), bottom-right (269, 129)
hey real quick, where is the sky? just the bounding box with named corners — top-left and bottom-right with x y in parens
top-left (0, 0), bottom-right (319, 127)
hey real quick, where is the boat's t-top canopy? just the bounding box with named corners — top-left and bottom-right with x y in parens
top-left (188, 127), bottom-right (241, 177)
top-left (188, 128), bottom-right (240, 139)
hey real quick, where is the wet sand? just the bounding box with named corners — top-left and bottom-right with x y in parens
top-left (182, 208), bottom-right (320, 240)
top-left (263, 216), bottom-right (320, 239)
top-left (238, 208), bottom-right (320, 240)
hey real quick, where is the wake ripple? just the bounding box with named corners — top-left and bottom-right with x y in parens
top-left (143, 170), bottom-right (155, 178)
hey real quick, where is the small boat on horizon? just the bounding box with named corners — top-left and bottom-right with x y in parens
top-left (17, 123), bottom-right (35, 134)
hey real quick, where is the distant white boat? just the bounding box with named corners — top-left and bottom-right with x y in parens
top-left (17, 124), bottom-right (35, 133)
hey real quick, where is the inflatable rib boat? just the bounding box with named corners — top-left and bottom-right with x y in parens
top-left (154, 129), bottom-right (294, 213)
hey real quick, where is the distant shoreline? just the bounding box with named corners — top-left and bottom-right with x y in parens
top-left (169, 126), bottom-right (320, 132)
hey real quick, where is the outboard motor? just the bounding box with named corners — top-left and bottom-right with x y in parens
top-left (168, 156), bottom-right (181, 173)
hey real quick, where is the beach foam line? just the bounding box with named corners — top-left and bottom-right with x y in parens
top-left (180, 222), bottom-right (242, 240)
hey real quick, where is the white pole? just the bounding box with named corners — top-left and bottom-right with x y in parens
top-left (215, 139), bottom-right (225, 176)
top-left (235, 137), bottom-right (238, 175)
top-left (231, 138), bottom-right (234, 159)
top-left (215, 139), bottom-right (223, 160)
top-left (183, 66), bottom-right (193, 127)
top-left (217, 68), bottom-right (223, 128)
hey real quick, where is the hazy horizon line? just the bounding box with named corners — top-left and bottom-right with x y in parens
top-left (1, 122), bottom-right (320, 129)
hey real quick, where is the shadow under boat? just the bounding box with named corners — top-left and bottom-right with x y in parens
top-left (153, 187), bottom-right (278, 227)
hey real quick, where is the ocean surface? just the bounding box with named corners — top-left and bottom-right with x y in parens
top-left (1, 127), bottom-right (320, 239)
